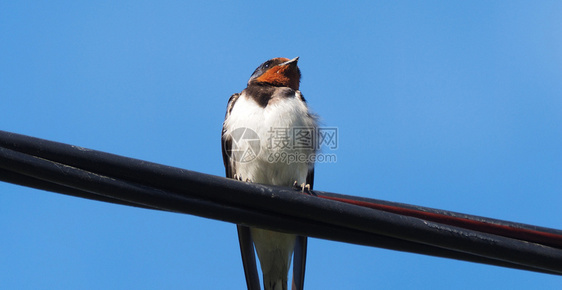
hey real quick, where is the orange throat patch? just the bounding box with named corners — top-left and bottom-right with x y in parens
top-left (255, 64), bottom-right (300, 91)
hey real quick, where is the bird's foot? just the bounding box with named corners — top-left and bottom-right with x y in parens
top-left (293, 181), bottom-right (314, 195)
top-left (233, 174), bottom-right (252, 183)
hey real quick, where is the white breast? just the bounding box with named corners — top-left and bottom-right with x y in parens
top-left (224, 91), bottom-right (316, 186)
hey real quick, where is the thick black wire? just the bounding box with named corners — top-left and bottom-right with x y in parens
top-left (1, 147), bottom-right (558, 276)
top-left (2, 130), bottom-right (560, 237)
top-left (1, 130), bottom-right (562, 275)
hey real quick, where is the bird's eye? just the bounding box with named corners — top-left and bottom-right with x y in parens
top-left (263, 61), bottom-right (272, 69)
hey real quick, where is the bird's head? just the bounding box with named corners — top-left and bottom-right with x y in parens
top-left (248, 57), bottom-right (301, 91)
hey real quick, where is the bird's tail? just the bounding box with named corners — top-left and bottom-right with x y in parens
top-left (263, 275), bottom-right (288, 290)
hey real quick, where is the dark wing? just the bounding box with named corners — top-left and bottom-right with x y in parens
top-left (292, 92), bottom-right (315, 290)
top-left (237, 225), bottom-right (260, 290)
top-left (222, 93), bottom-right (240, 178)
top-left (292, 167), bottom-right (314, 290)
top-left (222, 93), bottom-right (261, 290)
top-left (292, 236), bottom-right (307, 290)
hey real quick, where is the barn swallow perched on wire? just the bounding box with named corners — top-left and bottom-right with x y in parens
top-left (222, 57), bottom-right (317, 290)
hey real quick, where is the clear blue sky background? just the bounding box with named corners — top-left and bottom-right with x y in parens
top-left (1, 1), bottom-right (561, 289)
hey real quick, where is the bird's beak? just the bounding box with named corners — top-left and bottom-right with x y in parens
top-left (280, 57), bottom-right (299, 66)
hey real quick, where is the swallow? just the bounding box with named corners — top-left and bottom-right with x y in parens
top-left (222, 57), bottom-right (317, 290)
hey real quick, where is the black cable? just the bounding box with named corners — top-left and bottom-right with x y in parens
top-left (1, 147), bottom-right (558, 276)
top-left (1, 130), bottom-right (561, 275)
top-left (0, 168), bottom-right (155, 209)
top-left (3, 130), bottom-right (560, 240)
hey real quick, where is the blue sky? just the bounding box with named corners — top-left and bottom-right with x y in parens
top-left (1, 1), bottom-right (561, 289)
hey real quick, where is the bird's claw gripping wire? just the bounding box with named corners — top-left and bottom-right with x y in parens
top-left (293, 181), bottom-right (314, 195)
